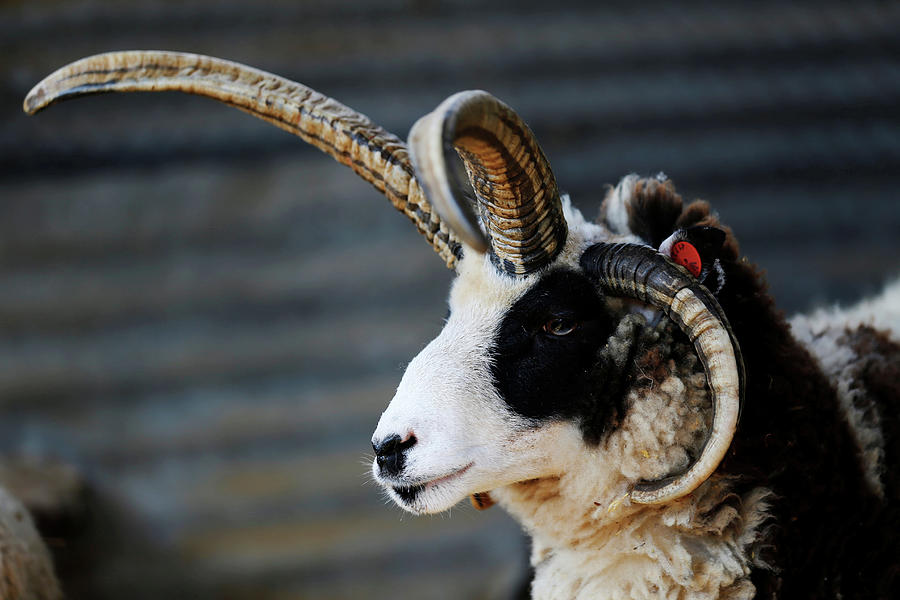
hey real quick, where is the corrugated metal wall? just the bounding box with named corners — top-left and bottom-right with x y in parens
top-left (1, 1), bottom-right (898, 598)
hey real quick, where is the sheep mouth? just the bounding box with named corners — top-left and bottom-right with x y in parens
top-left (393, 483), bottom-right (425, 503)
top-left (392, 462), bottom-right (474, 504)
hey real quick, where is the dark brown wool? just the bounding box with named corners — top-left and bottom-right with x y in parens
top-left (622, 181), bottom-right (899, 598)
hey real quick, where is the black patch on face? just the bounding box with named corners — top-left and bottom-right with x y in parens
top-left (490, 269), bottom-right (637, 443)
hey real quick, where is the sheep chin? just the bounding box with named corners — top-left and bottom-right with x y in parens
top-left (383, 466), bottom-right (476, 515)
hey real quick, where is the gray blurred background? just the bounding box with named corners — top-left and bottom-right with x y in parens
top-left (1, 1), bottom-right (898, 598)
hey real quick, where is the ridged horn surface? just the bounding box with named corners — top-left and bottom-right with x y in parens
top-left (23, 50), bottom-right (461, 267)
top-left (408, 91), bottom-right (567, 276)
top-left (580, 243), bottom-right (745, 505)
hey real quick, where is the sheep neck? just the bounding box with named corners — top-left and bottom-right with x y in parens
top-left (494, 463), bottom-right (772, 599)
top-left (489, 333), bottom-right (774, 599)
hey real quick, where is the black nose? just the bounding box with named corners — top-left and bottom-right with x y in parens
top-left (373, 433), bottom-right (417, 477)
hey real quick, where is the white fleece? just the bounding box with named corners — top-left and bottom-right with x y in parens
top-left (790, 277), bottom-right (900, 498)
top-left (491, 330), bottom-right (772, 599)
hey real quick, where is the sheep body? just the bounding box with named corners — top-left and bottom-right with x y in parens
top-left (791, 279), bottom-right (900, 499)
top-left (576, 176), bottom-right (900, 598)
top-left (491, 274), bottom-right (900, 599)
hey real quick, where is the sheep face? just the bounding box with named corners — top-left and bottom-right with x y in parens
top-left (372, 204), bottom-right (627, 514)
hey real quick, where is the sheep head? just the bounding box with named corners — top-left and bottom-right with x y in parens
top-left (24, 51), bottom-right (743, 516)
top-left (375, 89), bottom-right (744, 511)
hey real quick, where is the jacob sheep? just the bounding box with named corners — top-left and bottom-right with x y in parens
top-left (23, 51), bottom-right (900, 599)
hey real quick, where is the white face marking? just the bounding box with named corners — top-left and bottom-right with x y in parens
top-left (371, 201), bottom-right (616, 514)
top-left (371, 252), bottom-right (545, 513)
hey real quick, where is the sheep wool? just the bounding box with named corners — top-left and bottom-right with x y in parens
top-left (493, 316), bottom-right (774, 599)
top-left (790, 279), bottom-right (900, 499)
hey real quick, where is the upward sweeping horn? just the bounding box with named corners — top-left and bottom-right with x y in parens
top-left (24, 50), bottom-right (742, 504)
top-left (22, 50), bottom-right (463, 267)
top-left (407, 90), bottom-right (569, 275)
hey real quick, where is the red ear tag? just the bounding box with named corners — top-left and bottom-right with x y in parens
top-left (671, 241), bottom-right (702, 278)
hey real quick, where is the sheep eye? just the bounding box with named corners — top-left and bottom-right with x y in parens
top-left (543, 317), bottom-right (577, 336)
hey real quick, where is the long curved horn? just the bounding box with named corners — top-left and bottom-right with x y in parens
top-left (408, 91), bottom-right (567, 276)
top-left (580, 243), bottom-right (744, 505)
top-left (23, 50), bottom-right (461, 267)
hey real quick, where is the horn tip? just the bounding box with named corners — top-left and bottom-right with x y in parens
top-left (23, 78), bottom-right (59, 115)
top-left (23, 85), bottom-right (47, 115)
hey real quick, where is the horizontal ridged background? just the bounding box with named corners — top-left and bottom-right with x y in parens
top-left (1, 1), bottom-right (898, 598)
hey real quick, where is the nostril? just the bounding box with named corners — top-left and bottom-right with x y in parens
top-left (374, 434), bottom-right (401, 459)
top-left (374, 433), bottom-right (417, 458)
top-left (373, 433), bottom-right (417, 476)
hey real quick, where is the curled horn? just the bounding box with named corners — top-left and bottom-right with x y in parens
top-left (408, 91), bottom-right (567, 276)
top-left (23, 50), bottom-right (461, 267)
top-left (580, 243), bottom-right (745, 505)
